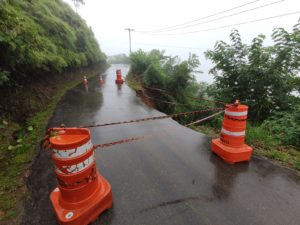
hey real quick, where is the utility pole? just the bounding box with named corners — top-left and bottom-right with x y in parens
top-left (124, 28), bottom-right (134, 54)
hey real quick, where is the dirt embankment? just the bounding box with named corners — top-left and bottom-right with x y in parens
top-left (126, 75), bottom-right (156, 108)
top-left (1, 62), bottom-right (109, 123)
top-left (135, 89), bottom-right (156, 108)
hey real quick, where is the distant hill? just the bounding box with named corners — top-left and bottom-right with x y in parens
top-left (108, 54), bottom-right (130, 64)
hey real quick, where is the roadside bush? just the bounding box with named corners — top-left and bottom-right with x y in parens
top-left (246, 123), bottom-right (278, 147)
top-left (128, 49), bottom-right (219, 124)
top-left (0, 69), bottom-right (10, 86)
top-left (143, 63), bottom-right (166, 88)
top-left (129, 50), bottom-right (150, 77)
top-left (262, 105), bottom-right (300, 147)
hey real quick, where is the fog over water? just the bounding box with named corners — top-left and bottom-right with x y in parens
top-left (64, 0), bottom-right (300, 83)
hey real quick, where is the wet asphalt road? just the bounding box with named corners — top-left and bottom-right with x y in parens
top-left (23, 64), bottom-right (300, 225)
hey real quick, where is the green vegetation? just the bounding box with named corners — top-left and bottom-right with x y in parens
top-left (203, 21), bottom-right (300, 168)
top-left (126, 74), bottom-right (142, 91)
top-left (128, 49), bottom-right (212, 120)
top-left (0, 0), bottom-right (106, 89)
top-left (127, 21), bottom-right (300, 172)
top-left (261, 105), bottom-right (300, 147)
top-left (246, 122), bottom-right (300, 170)
top-left (0, 0), bottom-right (107, 221)
top-left (205, 25), bottom-right (300, 121)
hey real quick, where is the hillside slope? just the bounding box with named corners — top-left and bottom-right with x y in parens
top-left (0, 0), bottom-right (108, 222)
top-left (0, 0), bottom-right (106, 119)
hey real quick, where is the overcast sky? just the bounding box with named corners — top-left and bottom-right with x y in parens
top-left (63, 0), bottom-right (300, 83)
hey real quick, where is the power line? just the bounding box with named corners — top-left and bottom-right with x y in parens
top-left (135, 42), bottom-right (202, 50)
top-left (136, 11), bottom-right (300, 36)
top-left (141, 0), bottom-right (285, 33)
top-left (138, 0), bottom-right (260, 33)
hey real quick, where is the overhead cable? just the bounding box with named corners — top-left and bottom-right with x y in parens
top-left (136, 11), bottom-right (300, 36)
top-left (135, 42), bottom-right (202, 50)
top-left (138, 0), bottom-right (261, 33)
top-left (140, 0), bottom-right (285, 33)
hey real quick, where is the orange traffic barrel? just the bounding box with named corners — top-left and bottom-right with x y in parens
top-left (99, 75), bottom-right (104, 86)
top-left (115, 69), bottom-right (124, 84)
top-left (211, 102), bottom-right (253, 164)
top-left (83, 76), bottom-right (88, 85)
top-left (49, 128), bottom-right (113, 225)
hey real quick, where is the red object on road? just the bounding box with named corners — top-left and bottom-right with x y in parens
top-left (49, 128), bottom-right (113, 225)
top-left (83, 76), bottom-right (88, 85)
top-left (115, 69), bottom-right (124, 84)
top-left (99, 75), bottom-right (104, 86)
top-left (211, 102), bottom-right (253, 164)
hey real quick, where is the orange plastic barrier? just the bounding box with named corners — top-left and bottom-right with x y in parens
top-left (211, 102), bottom-right (253, 164)
top-left (83, 76), bottom-right (88, 85)
top-left (49, 128), bottom-right (112, 225)
top-left (99, 75), bottom-right (104, 86)
top-left (115, 69), bottom-right (124, 84)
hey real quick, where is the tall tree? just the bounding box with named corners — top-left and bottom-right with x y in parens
top-left (205, 21), bottom-right (300, 121)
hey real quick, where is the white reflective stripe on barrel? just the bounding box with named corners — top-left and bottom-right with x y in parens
top-left (55, 152), bottom-right (95, 174)
top-left (221, 128), bottom-right (245, 137)
top-left (53, 140), bottom-right (93, 159)
top-left (225, 110), bottom-right (248, 116)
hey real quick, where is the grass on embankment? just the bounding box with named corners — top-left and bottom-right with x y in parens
top-left (126, 75), bottom-right (300, 172)
top-left (0, 64), bottom-right (108, 222)
top-left (126, 75), bottom-right (142, 91)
